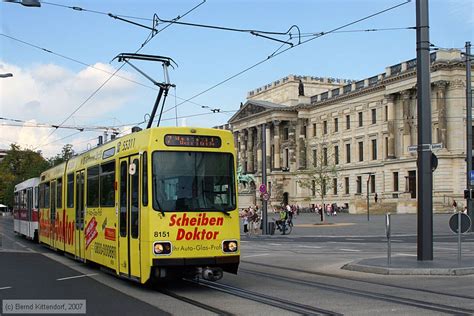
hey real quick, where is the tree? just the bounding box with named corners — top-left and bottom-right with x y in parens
top-left (48, 144), bottom-right (75, 167)
top-left (297, 145), bottom-right (339, 222)
top-left (0, 144), bottom-right (50, 208)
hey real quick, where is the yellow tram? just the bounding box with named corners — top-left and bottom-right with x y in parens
top-left (38, 127), bottom-right (240, 283)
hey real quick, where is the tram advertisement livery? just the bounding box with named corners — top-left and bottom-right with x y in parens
top-left (16, 127), bottom-right (240, 284)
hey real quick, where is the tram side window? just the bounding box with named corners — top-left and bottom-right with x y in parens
top-left (100, 161), bottom-right (115, 207)
top-left (57, 177), bottom-right (63, 209)
top-left (21, 190), bottom-right (26, 209)
top-left (14, 192), bottom-right (19, 210)
top-left (34, 186), bottom-right (39, 209)
top-left (131, 158), bottom-right (139, 239)
top-left (44, 182), bottom-right (50, 208)
top-left (67, 173), bottom-right (74, 208)
top-left (38, 184), bottom-right (44, 208)
top-left (142, 152), bottom-right (148, 206)
top-left (87, 166), bottom-right (100, 207)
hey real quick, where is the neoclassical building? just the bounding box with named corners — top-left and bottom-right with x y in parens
top-left (229, 49), bottom-right (472, 213)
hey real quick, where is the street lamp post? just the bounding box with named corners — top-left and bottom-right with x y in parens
top-left (4, 0), bottom-right (41, 7)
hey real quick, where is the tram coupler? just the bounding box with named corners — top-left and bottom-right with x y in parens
top-left (201, 267), bottom-right (223, 281)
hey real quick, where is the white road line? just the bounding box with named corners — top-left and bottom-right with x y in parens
top-left (242, 253), bottom-right (270, 259)
top-left (395, 253), bottom-right (417, 257)
top-left (268, 243), bottom-right (282, 246)
top-left (339, 248), bottom-right (361, 252)
top-left (297, 245), bottom-right (322, 249)
top-left (390, 239), bottom-right (404, 242)
top-left (57, 273), bottom-right (98, 281)
top-left (15, 242), bottom-right (27, 248)
top-left (0, 286), bottom-right (12, 290)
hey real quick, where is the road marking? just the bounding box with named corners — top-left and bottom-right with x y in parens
top-left (297, 245), bottom-right (322, 249)
top-left (339, 248), bottom-right (361, 252)
top-left (0, 286), bottom-right (12, 290)
top-left (15, 242), bottom-right (27, 248)
top-left (57, 273), bottom-right (98, 281)
top-left (346, 238), bottom-right (364, 241)
top-left (390, 239), bottom-right (403, 242)
top-left (395, 253), bottom-right (417, 257)
top-left (268, 243), bottom-right (282, 246)
top-left (242, 253), bottom-right (270, 259)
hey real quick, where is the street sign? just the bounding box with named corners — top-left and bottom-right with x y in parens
top-left (262, 192), bottom-right (270, 201)
top-left (470, 171), bottom-right (474, 186)
top-left (407, 145), bottom-right (418, 153)
top-left (431, 143), bottom-right (443, 150)
top-left (259, 184), bottom-right (267, 193)
top-left (449, 213), bottom-right (472, 234)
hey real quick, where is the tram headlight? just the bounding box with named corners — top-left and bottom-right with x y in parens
top-left (222, 240), bottom-right (238, 253)
top-left (153, 242), bottom-right (172, 255)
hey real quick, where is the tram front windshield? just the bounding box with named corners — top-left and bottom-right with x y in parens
top-left (152, 151), bottom-right (236, 212)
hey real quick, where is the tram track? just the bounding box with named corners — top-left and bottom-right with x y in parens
top-left (243, 260), bottom-right (474, 300)
top-left (185, 278), bottom-right (342, 316)
top-left (239, 267), bottom-right (474, 315)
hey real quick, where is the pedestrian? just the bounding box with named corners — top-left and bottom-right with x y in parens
top-left (452, 200), bottom-right (458, 213)
top-left (375, 193), bottom-right (378, 203)
top-left (241, 209), bottom-right (249, 235)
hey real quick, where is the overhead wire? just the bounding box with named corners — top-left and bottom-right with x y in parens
top-left (29, 0), bottom-right (206, 150)
top-left (157, 0), bottom-right (412, 121)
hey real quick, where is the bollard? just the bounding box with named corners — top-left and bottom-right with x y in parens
top-left (386, 213), bottom-right (391, 266)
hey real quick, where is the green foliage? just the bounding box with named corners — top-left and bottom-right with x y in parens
top-left (0, 144), bottom-right (50, 208)
top-left (48, 144), bottom-right (75, 167)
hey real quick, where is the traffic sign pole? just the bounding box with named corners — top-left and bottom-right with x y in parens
top-left (458, 212), bottom-right (462, 264)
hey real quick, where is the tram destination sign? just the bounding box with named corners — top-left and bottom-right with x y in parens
top-left (164, 135), bottom-right (221, 148)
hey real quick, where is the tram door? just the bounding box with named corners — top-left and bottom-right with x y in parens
top-left (75, 171), bottom-right (85, 260)
top-left (50, 181), bottom-right (57, 249)
top-left (118, 156), bottom-right (141, 279)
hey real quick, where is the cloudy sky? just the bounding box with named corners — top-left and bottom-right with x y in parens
top-left (1, 0), bottom-right (472, 157)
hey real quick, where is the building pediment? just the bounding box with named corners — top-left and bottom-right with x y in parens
top-left (229, 100), bottom-right (290, 123)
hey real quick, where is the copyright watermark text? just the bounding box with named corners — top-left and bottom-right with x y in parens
top-left (2, 300), bottom-right (86, 314)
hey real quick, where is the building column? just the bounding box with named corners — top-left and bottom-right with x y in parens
top-left (238, 131), bottom-right (246, 172)
top-left (402, 90), bottom-right (412, 155)
top-left (385, 94), bottom-right (396, 158)
top-left (435, 81), bottom-right (449, 148)
top-left (247, 128), bottom-right (254, 173)
top-left (256, 125), bottom-right (262, 174)
top-left (265, 124), bottom-right (271, 172)
top-left (288, 121), bottom-right (297, 171)
top-left (273, 120), bottom-right (281, 170)
top-left (297, 118), bottom-right (307, 170)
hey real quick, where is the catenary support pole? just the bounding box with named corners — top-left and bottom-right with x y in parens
top-left (416, 0), bottom-right (433, 260)
top-left (466, 41), bottom-right (473, 232)
top-left (262, 123), bottom-right (268, 235)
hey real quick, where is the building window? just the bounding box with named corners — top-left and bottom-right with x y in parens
top-left (323, 121), bottom-right (328, 134)
top-left (334, 145), bottom-right (339, 165)
top-left (372, 139), bottom-right (377, 160)
top-left (358, 141), bottom-right (364, 162)
top-left (345, 177), bottom-right (349, 194)
top-left (312, 149), bottom-right (317, 167)
top-left (346, 143), bottom-right (351, 163)
top-left (334, 118), bottom-right (338, 132)
top-left (394, 172), bottom-right (399, 191)
top-left (384, 106), bottom-right (388, 121)
top-left (302, 125), bottom-right (307, 138)
top-left (346, 115), bottom-right (350, 129)
top-left (370, 174), bottom-right (376, 193)
top-left (356, 176), bottom-right (362, 194)
top-left (313, 123), bottom-right (317, 137)
top-left (284, 128), bottom-right (289, 140)
top-left (358, 112), bottom-right (363, 127)
top-left (371, 109), bottom-right (376, 124)
top-left (385, 137), bottom-right (388, 158)
top-left (333, 178), bottom-right (338, 195)
top-left (285, 148), bottom-right (289, 168)
top-left (323, 147), bottom-right (328, 166)
top-left (311, 180), bottom-right (315, 196)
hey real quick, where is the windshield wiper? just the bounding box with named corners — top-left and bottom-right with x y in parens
top-left (152, 174), bottom-right (165, 217)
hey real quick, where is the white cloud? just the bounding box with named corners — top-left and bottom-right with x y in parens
top-left (0, 61), bottom-right (139, 157)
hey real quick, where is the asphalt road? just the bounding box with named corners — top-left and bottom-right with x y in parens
top-left (1, 213), bottom-right (473, 315)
